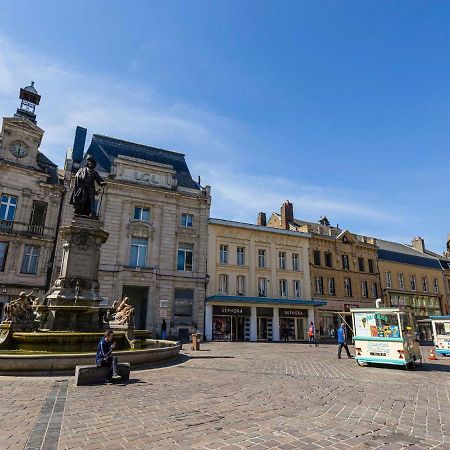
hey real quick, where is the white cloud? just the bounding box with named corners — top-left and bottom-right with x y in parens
top-left (0, 34), bottom-right (396, 229)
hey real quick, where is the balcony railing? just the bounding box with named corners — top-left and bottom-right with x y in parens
top-left (0, 220), bottom-right (13, 231)
top-left (0, 220), bottom-right (52, 238)
top-left (27, 224), bottom-right (45, 236)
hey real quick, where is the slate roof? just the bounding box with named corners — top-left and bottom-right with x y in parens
top-left (83, 134), bottom-right (199, 190)
top-left (377, 239), bottom-right (442, 269)
top-left (36, 152), bottom-right (59, 185)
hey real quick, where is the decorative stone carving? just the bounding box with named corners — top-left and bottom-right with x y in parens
top-left (3, 290), bottom-right (37, 324)
top-left (126, 220), bottom-right (154, 238)
top-left (106, 297), bottom-right (135, 326)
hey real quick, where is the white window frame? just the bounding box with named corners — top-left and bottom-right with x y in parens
top-left (422, 277), bottom-right (428, 292)
top-left (344, 277), bottom-right (352, 297)
top-left (398, 273), bottom-right (404, 290)
top-left (129, 237), bottom-right (148, 268)
top-left (0, 194), bottom-right (17, 223)
top-left (342, 255), bottom-right (350, 270)
top-left (258, 277), bottom-right (267, 297)
top-left (279, 252), bottom-right (286, 270)
top-left (236, 275), bottom-right (245, 296)
top-left (180, 213), bottom-right (193, 227)
top-left (410, 275), bottom-right (417, 292)
top-left (219, 274), bottom-right (228, 294)
top-left (236, 246), bottom-right (245, 266)
top-left (433, 278), bottom-right (439, 293)
top-left (279, 279), bottom-right (288, 297)
top-left (133, 206), bottom-right (150, 222)
top-left (386, 271), bottom-right (392, 289)
top-left (177, 244), bottom-right (193, 272)
top-left (219, 244), bottom-right (228, 264)
top-left (371, 282), bottom-right (378, 298)
top-left (316, 276), bottom-right (324, 295)
top-left (292, 253), bottom-right (300, 271)
top-left (258, 249), bottom-right (266, 268)
top-left (361, 281), bottom-right (368, 298)
top-left (328, 277), bottom-right (335, 296)
top-left (293, 280), bottom-right (301, 298)
top-left (20, 245), bottom-right (40, 274)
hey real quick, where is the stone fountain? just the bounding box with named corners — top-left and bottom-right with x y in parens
top-left (0, 156), bottom-right (180, 373)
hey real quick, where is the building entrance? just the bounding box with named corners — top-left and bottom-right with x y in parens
top-left (257, 307), bottom-right (273, 341)
top-left (122, 285), bottom-right (148, 329)
top-left (212, 305), bottom-right (251, 341)
top-left (279, 308), bottom-right (308, 341)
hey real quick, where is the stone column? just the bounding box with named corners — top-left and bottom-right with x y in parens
top-left (205, 304), bottom-right (213, 341)
top-left (272, 307), bottom-right (280, 341)
top-left (250, 305), bottom-right (257, 341)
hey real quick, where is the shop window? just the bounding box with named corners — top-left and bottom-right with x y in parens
top-left (313, 250), bottom-right (321, 266)
top-left (324, 252), bottom-right (332, 268)
top-left (237, 275), bottom-right (245, 296)
top-left (258, 277), bottom-right (268, 297)
top-left (279, 279), bottom-right (288, 297)
top-left (0, 242), bottom-right (8, 271)
top-left (20, 245), bottom-right (40, 274)
top-left (258, 249), bottom-right (266, 268)
top-left (180, 213), bottom-right (193, 227)
top-left (361, 281), bottom-right (368, 298)
top-left (292, 253), bottom-right (300, 271)
top-left (422, 277), bottom-right (428, 292)
top-left (410, 275), bottom-right (417, 292)
top-left (398, 273), bottom-right (405, 290)
top-left (237, 247), bottom-right (245, 266)
top-left (219, 244), bottom-right (228, 264)
top-left (344, 277), bottom-right (352, 297)
top-left (174, 289), bottom-right (193, 323)
top-left (177, 243), bottom-right (193, 271)
top-left (386, 271), bottom-right (392, 288)
top-left (342, 255), bottom-right (350, 270)
top-left (315, 276), bottom-right (324, 295)
top-left (358, 257), bottom-right (365, 272)
top-left (293, 280), bottom-right (301, 298)
top-left (134, 206), bottom-right (150, 222)
top-left (219, 274), bottom-right (228, 294)
top-left (328, 277), bottom-right (335, 295)
top-left (129, 238), bottom-right (148, 268)
top-left (368, 259), bottom-right (375, 273)
top-left (279, 252), bottom-right (286, 270)
top-left (433, 278), bottom-right (439, 293)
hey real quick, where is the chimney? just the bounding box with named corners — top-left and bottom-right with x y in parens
top-left (412, 236), bottom-right (425, 253)
top-left (281, 201), bottom-right (294, 230)
top-left (257, 212), bottom-right (267, 226)
top-left (72, 126), bottom-right (87, 164)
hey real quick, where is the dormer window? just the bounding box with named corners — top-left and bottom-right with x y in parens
top-left (134, 207), bottom-right (150, 222)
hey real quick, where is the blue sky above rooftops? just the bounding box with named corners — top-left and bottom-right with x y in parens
top-left (1, 1), bottom-right (450, 253)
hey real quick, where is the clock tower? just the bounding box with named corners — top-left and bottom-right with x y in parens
top-left (0, 82), bottom-right (44, 169)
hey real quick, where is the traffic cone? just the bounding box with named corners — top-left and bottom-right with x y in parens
top-left (428, 349), bottom-right (438, 361)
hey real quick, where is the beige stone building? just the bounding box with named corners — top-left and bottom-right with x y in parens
top-left (55, 129), bottom-right (211, 339)
top-left (267, 201), bottom-right (380, 338)
top-left (377, 237), bottom-right (449, 340)
top-left (206, 217), bottom-right (325, 342)
top-left (0, 83), bottom-right (64, 317)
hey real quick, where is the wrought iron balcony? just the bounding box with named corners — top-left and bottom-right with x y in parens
top-left (0, 220), bottom-right (13, 231)
top-left (0, 220), bottom-right (52, 239)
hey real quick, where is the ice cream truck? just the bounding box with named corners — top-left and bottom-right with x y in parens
top-left (351, 307), bottom-right (422, 368)
top-left (430, 316), bottom-right (450, 356)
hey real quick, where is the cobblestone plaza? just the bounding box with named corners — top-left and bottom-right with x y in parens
top-left (1, 343), bottom-right (449, 450)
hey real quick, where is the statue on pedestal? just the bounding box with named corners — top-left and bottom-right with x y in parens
top-left (3, 290), bottom-right (37, 324)
top-left (69, 155), bottom-right (106, 217)
top-left (106, 297), bottom-right (135, 325)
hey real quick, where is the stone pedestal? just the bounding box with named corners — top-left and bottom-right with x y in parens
top-left (44, 216), bottom-right (109, 331)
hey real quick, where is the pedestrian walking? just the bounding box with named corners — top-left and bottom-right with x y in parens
top-left (308, 321), bottom-right (318, 347)
top-left (337, 323), bottom-right (353, 359)
top-left (161, 319), bottom-right (167, 340)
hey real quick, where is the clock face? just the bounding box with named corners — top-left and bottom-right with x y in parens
top-left (10, 142), bottom-right (29, 158)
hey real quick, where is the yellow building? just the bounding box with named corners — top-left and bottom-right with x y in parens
top-left (206, 218), bottom-right (325, 342)
top-left (268, 201), bottom-right (380, 338)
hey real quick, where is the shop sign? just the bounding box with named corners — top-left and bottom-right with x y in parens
top-left (257, 307), bottom-right (273, 317)
top-left (279, 308), bottom-right (308, 318)
top-left (213, 305), bottom-right (251, 316)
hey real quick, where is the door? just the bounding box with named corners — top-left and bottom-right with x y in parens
top-left (122, 285), bottom-right (148, 329)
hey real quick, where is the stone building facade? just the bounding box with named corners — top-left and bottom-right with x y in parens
top-left (0, 83), bottom-right (63, 317)
top-left (377, 237), bottom-right (449, 341)
top-left (206, 218), bottom-right (325, 342)
top-left (54, 130), bottom-right (211, 339)
top-left (267, 201), bottom-right (380, 338)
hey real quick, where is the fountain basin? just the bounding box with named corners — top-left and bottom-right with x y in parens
top-left (0, 339), bottom-right (181, 374)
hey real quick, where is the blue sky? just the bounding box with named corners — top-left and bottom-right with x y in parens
top-left (1, 1), bottom-right (450, 252)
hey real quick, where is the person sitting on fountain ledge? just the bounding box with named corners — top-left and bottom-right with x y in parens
top-left (96, 329), bottom-right (121, 383)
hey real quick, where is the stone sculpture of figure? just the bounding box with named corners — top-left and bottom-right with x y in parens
top-left (106, 297), bottom-right (134, 325)
top-left (69, 155), bottom-right (106, 217)
top-left (3, 290), bottom-right (36, 323)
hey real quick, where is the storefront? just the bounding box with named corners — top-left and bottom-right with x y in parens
top-left (257, 307), bottom-right (273, 341)
top-left (279, 308), bottom-right (308, 341)
top-left (212, 305), bottom-right (251, 341)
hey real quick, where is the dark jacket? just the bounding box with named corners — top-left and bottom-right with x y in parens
top-left (96, 337), bottom-right (112, 363)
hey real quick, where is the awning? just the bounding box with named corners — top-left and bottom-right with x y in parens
top-left (206, 295), bottom-right (327, 307)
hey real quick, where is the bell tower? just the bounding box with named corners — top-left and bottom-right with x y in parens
top-left (15, 81), bottom-right (41, 124)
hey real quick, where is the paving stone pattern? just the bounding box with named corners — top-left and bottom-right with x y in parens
top-left (1, 343), bottom-right (449, 450)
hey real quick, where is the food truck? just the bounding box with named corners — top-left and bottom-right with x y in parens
top-left (430, 316), bottom-right (450, 356)
top-left (350, 307), bottom-right (422, 368)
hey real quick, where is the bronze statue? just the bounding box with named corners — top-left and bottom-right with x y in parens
top-left (69, 155), bottom-right (106, 217)
top-left (3, 290), bottom-right (36, 323)
top-left (106, 297), bottom-right (135, 325)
